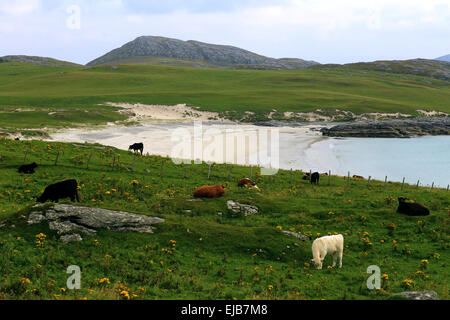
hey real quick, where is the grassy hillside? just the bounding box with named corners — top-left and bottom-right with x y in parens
top-left (313, 59), bottom-right (450, 82)
top-left (0, 62), bottom-right (449, 132)
top-left (0, 138), bottom-right (448, 300)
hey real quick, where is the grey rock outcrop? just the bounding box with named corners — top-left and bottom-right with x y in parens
top-left (282, 231), bottom-right (308, 241)
top-left (60, 234), bottom-right (83, 243)
top-left (28, 204), bottom-right (164, 241)
top-left (321, 117), bottom-right (450, 138)
top-left (227, 200), bottom-right (259, 216)
top-left (393, 291), bottom-right (439, 300)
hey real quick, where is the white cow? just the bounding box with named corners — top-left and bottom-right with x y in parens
top-left (311, 234), bottom-right (344, 269)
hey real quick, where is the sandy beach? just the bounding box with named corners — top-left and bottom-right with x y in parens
top-left (104, 102), bottom-right (228, 123)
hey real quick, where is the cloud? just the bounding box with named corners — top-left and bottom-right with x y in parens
top-left (0, 0), bottom-right (41, 16)
top-left (0, 0), bottom-right (448, 64)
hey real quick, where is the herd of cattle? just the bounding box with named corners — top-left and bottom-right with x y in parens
top-left (17, 157), bottom-right (430, 217)
top-left (14, 142), bottom-right (434, 270)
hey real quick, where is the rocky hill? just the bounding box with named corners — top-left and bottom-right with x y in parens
top-left (313, 58), bottom-right (450, 81)
top-left (86, 36), bottom-right (318, 69)
top-left (0, 55), bottom-right (80, 67)
top-left (436, 54), bottom-right (450, 63)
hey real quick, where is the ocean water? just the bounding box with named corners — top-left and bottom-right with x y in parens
top-left (50, 122), bottom-right (450, 188)
top-left (303, 135), bottom-right (450, 188)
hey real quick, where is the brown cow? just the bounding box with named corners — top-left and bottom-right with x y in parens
top-left (237, 178), bottom-right (260, 190)
top-left (353, 175), bottom-right (364, 179)
top-left (193, 184), bottom-right (226, 198)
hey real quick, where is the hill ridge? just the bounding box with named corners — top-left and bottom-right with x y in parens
top-left (0, 55), bottom-right (80, 67)
top-left (86, 35), bottom-right (319, 69)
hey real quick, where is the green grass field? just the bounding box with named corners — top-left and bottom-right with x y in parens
top-left (0, 138), bottom-right (448, 300)
top-left (0, 61), bottom-right (449, 132)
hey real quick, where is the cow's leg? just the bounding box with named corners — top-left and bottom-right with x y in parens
top-left (332, 252), bottom-right (337, 267)
top-left (338, 250), bottom-right (343, 268)
top-left (76, 191), bottom-right (80, 202)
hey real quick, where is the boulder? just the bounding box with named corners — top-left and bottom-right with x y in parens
top-left (393, 291), bottom-right (440, 300)
top-left (282, 230), bottom-right (308, 241)
top-left (60, 234), bottom-right (83, 243)
top-left (227, 200), bottom-right (259, 216)
top-left (28, 204), bottom-right (164, 242)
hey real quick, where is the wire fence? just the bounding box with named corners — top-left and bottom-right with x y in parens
top-left (15, 143), bottom-right (450, 193)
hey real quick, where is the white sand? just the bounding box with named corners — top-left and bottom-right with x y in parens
top-left (416, 109), bottom-right (449, 117)
top-left (49, 122), bottom-right (324, 171)
top-left (104, 102), bottom-right (228, 123)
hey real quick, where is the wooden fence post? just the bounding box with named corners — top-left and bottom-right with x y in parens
top-left (384, 176), bottom-right (387, 189)
top-left (401, 177), bottom-right (405, 191)
top-left (290, 168), bottom-right (293, 185)
top-left (86, 151), bottom-right (93, 169)
top-left (347, 172), bottom-right (350, 186)
top-left (367, 176), bottom-right (371, 187)
top-left (416, 180), bottom-right (420, 189)
top-left (23, 147), bottom-right (29, 164)
top-left (54, 150), bottom-right (60, 166)
top-left (430, 182), bottom-right (434, 191)
top-left (228, 165), bottom-right (232, 180)
top-left (208, 163), bottom-right (212, 179)
top-left (112, 155), bottom-right (116, 170)
top-left (184, 162), bottom-right (187, 179)
top-left (328, 170), bottom-right (331, 186)
top-left (160, 159), bottom-right (164, 178)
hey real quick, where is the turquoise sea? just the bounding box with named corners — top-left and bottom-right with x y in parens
top-left (302, 135), bottom-right (450, 188)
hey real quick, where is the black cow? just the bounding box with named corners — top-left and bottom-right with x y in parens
top-left (129, 142), bottom-right (144, 155)
top-left (397, 197), bottom-right (430, 216)
top-left (310, 172), bottom-right (320, 184)
top-left (37, 179), bottom-right (80, 203)
top-left (18, 162), bottom-right (37, 174)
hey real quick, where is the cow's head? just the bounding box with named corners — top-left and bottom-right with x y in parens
top-left (311, 258), bottom-right (323, 270)
top-left (36, 194), bottom-right (47, 203)
top-left (398, 197), bottom-right (408, 203)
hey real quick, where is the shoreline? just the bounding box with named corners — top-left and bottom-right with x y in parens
top-left (4, 103), bottom-right (449, 141)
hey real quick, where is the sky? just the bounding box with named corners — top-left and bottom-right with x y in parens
top-left (0, 0), bottom-right (449, 65)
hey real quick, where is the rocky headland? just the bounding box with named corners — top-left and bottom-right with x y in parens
top-left (320, 117), bottom-right (450, 138)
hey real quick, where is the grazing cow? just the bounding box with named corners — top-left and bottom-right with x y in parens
top-left (193, 184), bottom-right (225, 198)
top-left (311, 234), bottom-right (344, 270)
top-left (353, 175), bottom-right (364, 179)
top-left (397, 197), bottom-right (430, 216)
top-left (18, 162), bottom-right (38, 174)
top-left (237, 178), bottom-right (260, 190)
top-left (15, 137), bottom-right (20, 141)
top-left (129, 143), bottom-right (144, 155)
top-left (37, 179), bottom-right (80, 203)
top-left (310, 172), bottom-right (320, 184)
